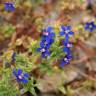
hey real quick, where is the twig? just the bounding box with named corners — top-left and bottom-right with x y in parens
top-left (77, 39), bottom-right (96, 55)
top-left (71, 54), bottom-right (96, 65)
top-left (11, 32), bottom-right (17, 44)
top-left (70, 66), bottom-right (96, 82)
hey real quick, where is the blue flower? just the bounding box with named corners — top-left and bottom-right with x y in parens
top-left (40, 37), bottom-right (54, 48)
top-left (60, 55), bottom-right (72, 68)
top-left (12, 52), bottom-right (16, 62)
top-left (62, 40), bottom-right (73, 55)
top-left (63, 47), bottom-right (71, 55)
top-left (62, 40), bottom-right (73, 47)
top-left (42, 26), bottom-right (55, 37)
top-left (85, 21), bottom-right (96, 32)
top-left (4, 2), bottom-right (15, 12)
top-left (13, 69), bottom-right (29, 84)
top-left (37, 26), bottom-right (55, 58)
top-left (60, 25), bottom-right (74, 42)
top-left (37, 47), bottom-right (50, 58)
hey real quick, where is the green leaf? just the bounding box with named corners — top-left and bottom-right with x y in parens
top-left (30, 87), bottom-right (37, 96)
top-left (3, 24), bottom-right (15, 37)
top-left (0, 78), bottom-right (18, 96)
top-left (58, 85), bottom-right (66, 95)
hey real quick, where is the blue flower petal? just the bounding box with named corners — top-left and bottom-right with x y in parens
top-left (90, 21), bottom-right (94, 25)
top-left (49, 39), bottom-right (54, 45)
top-left (46, 37), bottom-right (50, 42)
top-left (17, 69), bottom-right (23, 75)
top-left (42, 53), bottom-right (46, 58)
top-left (45, 50), bottom-right (50, 56)
top-left (90, 28), bottom-right (94, 32)
top-left (63, 47), bottom-right (71, 54)
top-left (24, 73), bottom-right (29, 78)
top-left (60, 59), bottom-right (68, 68)
top-left (69, 31), bottom-right (74, 35)
top-left (12, 52), bottom-right (16, 61)
top-left (60, 31), bottom-right (65, 36)
top-left (50, 32), bottom-right (55, 37)
top-left (85, 23), bottom-right (89, 30)
top-left (22, 78), bottom-right (28, 84)
top-left (46, 44), bottom-right (50, 49)
top-left (94, 25), bottom-right (96, 29)
top-left (17, 78), bottom-right (22, 83)
top-left (61, 25), bottom-right (65, 31)
top-left (65, 26), bottom-right (71, 31)
top-left (37, 48), bottom-right (42, 52)
top-left (41, 50), bottom-right (50, 58)
top-left (62, 40), bottom-right (68, 46)
top-left (46, 26), bottom-right (53, 32)
top-left (65, 34), bottom-right (69, 42)
top-left (60, 61), bottom-right (66, 68)
top-left (13, 69), bottom-right (17, 76)
top-left (67, 55), bottom-right (72, 60)
top-left (40, 41), bottom-right (45, 47)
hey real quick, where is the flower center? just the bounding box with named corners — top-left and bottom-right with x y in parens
top-left (65, 30), bottom-right (70, 34)
top-left (44, 42), bottom-right (48, 45)
top-left (41, 48), bottom-right (45, 52)
top-left (18, 75), bottom-right (23, 79)
top-left (8, 4), bottom-right (12, 7)
top-left (64, 58), bottom-right (68, 62)
top-left (67, 43), bottom-right (72, 47)
top-left (89, 25), bottom-right (93, 29)
top-left (43, 32), bottom-right (49, 36)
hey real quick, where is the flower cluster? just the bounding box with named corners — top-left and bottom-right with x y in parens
top-left (60, 55), bottom-right (72, 68)
top-left (4, 2), bottom-right (15, 12)
top-left (13, 69), bottom-right (29, 84)
top-left (62, 40), bottom-right (73, 55)
top-left (85, 21), bottom-right (96, 32)
top-left (59, 25), bottom-right (74, 68)
top-left (60, 25), bottom-right (74, 42)
top-left (37, 26), bottom-right (55, 58)
top-left (12, 22), bottom-right (96, 84)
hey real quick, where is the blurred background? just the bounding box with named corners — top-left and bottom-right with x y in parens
top-left (0, 0), bottom-right (96, 96)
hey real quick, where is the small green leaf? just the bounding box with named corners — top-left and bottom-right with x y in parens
top-left (30, 87), bottom-right (37, 96)
top-left (58, 85), bottom-right (66, 95)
